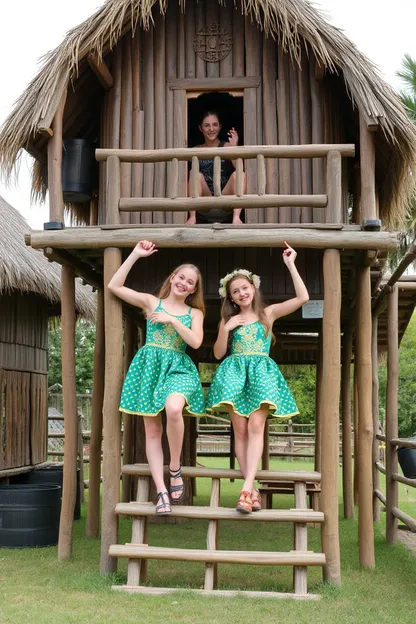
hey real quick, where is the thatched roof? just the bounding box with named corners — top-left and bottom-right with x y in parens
top-left (0, 195), bottom-right (95, 321)
top-left (0, 0), bottom-right (415, 226)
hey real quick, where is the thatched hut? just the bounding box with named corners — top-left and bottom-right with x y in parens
top-left (0, 0), bottom-right (415, 597)
top-left (0, 195), bottom-right (94, 478)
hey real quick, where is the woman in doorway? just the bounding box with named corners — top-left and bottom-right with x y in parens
top-left (186, 110), bottom-right (246, 225)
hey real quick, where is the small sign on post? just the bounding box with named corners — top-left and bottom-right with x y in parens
top-left (302, 300), bottom-right (324, 319)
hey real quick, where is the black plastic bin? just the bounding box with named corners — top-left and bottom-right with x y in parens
top-left (0, 484), bottom-right (61, 548)
top-left (11, 466), bottom-right (81, 520)
top-left (398, 436), bottom-right (416, 478)
top-left (61, 138), bottom-right (97, 203)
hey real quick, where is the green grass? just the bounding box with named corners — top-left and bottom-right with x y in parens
top-left (1, 458), bottom-right (416, 624)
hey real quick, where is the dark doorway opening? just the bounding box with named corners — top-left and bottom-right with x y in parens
top-left (187, 91), bottom-right (244, 147)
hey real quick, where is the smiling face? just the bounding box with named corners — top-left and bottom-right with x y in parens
top-left (199, 114), bottom-right (222, 142)
top-left (170, 267), bottom-right (198, 298)
top-left (228, 276), bottom-right (255, 309)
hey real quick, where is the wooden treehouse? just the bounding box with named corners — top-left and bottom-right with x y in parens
top-left (1, 0), bottom-right (416, 599)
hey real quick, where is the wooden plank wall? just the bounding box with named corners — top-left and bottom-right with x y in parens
top-left (98, 0), bottom-right (346, 226)
top-left (0, 368), bottom-right (31, 470)
top-left (30, 373), bottom-right (48, 465)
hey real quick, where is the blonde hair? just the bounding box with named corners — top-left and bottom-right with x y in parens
top-left (159, 264), bottom-right (205, 315)
top-left (221, 271), bottom-right (272, 337)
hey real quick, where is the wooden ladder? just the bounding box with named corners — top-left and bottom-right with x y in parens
top-left (110, 465), bottom-right (325, 600)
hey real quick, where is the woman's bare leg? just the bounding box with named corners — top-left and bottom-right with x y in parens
top-left (222, 171), bottom-right (247, 224)
top-left (186, 173), bottom-right (212, 225)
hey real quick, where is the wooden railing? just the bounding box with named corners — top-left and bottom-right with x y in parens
top-left (374, 434), bottom-right (416, 534)
top-left (96, 144), bottom-right (355, 225)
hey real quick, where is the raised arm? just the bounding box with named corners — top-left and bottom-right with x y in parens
top-left (148, 308), bottom-right (204, 350)
top-left (213, 315), bottom-right (245, 360)
top-left (223, 127), bottom-right (239, 168)
top-left (107, 240), bottom-right (158, 314)
top-left (266, 242), bottom-right (309, 323)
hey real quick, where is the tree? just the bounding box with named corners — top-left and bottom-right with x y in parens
top-left (397, 54), bottom-right (416, 122)
top-left (48, 320), bottom-right (96, 393)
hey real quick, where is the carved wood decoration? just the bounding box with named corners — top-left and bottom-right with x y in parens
top-left (194, 24), bottom-right (232, 62)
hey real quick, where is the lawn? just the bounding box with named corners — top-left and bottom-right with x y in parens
top-left (1, 458), bottom-right (416, 624)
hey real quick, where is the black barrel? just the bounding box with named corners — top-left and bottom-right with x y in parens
top-left (398, 436), bottom-right (416, 478)
top-left (11, 466), bottom-right (81, 520)
top-left (0, 484), bottom-right (61, 548)
top-left (61, 138), bottom-right (97, 203)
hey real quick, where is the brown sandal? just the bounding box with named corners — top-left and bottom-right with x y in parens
top-left (236, 490), bottom-right (252, 514)
top-left (251, 488), bottom-right (262, 512)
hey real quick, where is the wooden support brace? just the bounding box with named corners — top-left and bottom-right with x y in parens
top-left (205, 478), bottom-right (220, 590)
top-left (293, 482), bottom-right (308, 594)
top-left (127, 476), bottom-right (150, 586)
top-left (88, 53), bottom-right (114, 90)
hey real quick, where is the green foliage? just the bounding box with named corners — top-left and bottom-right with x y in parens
top-left (280, 365), bottom-right (316, 423)
top-left (378, 312), bottom-right (416, 437)
top-left (397, 53), bottom-right (416, 122)
top-left (48, 320), bottom-right (96, 393)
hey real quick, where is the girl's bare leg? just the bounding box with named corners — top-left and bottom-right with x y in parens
top-left (143, 415), bottom-right (167, 495)
top-left (241, 407), bottom-right (269, 494)
top-left (165, 394), bottom-right (186, 499)
top-left (228, 408), bottom-right (249, 476)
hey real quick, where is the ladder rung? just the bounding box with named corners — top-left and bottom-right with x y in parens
top-left (115, 502), bottom-right (324, 523)
top-left (109, 544), bottom-right (326, 566)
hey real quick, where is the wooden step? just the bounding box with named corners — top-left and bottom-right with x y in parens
top-left (109, 544), bottom-right (326, 566)
top-left (115, 502), bottom-right (324, 523)
top-left (121, 463), bottom-right (321, 483)
top-left (112, 586), bottom-right (321, 600)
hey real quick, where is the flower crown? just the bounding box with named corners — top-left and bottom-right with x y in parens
top-left (218, 269), bottom-right (261, 298)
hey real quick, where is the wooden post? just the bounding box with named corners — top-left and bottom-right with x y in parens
top-left (107, 155), bottom-right (121, 225)
top-left (355, 266), bottom-right (375, 567)
top-left (359, 114), bottom-right (376, 221)
top-left (372, 315), bottom-right (381, 522)
top-left (262, 420), bottom-right (270, 470)
top-left (122, 311), bottom-right (137, 503)
top-left (341, 326), bottom-right (354, 519)
top-left (293, 481), bottom-right (308, 594)
top-left (58, 265), bottom-right (77, 560)
top-left (77, 412), bottom-right (85, 503)
top-left (353, 356), bottom-right (359, 506)
top-left (127, 476), bottom-right (150, 585)
top-left (314, 333), bottom-right (323, 473)
top-left (86, 288), bottom-right (105, 538)
top-left (326, 151), bottom-right (342, 223)
top-left (47, 90), bottom-right (67, 226)
top-left (386, 286), bottom-right (399, 544)
top-left (277, 49), bottom-right (290, 224)
top-left (204, 478), bottom-right (221, 590)
top-left (288, 420), bottom-right (294, 462)
top-left (100, 248), bottom-right (123, 574)
top-left (320, 249), bottom-right (341, 585)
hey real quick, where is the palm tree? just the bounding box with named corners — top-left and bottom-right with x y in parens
top-left (397, 54), bottom-right (416, 122)
top-left (395, 55), bottom-right (416, 265)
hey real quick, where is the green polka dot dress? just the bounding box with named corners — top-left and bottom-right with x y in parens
top-left (119, 300), bottom-right (205, 417)
top-left (206, 321), bottom-right (299, 419)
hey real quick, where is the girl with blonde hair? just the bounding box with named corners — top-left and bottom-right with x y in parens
top-left (108, 241), bottom-right (205, 514)
top-left (206, 243), bottom-right (309, 513)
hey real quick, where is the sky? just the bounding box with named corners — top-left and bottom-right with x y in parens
top-left (0, 0), bottom-right (416, 229)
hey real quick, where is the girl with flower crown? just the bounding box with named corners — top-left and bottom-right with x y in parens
top-left (206, 242), bottom-right (309, 513)
top-left (108, 241), bottom-right (205, 515)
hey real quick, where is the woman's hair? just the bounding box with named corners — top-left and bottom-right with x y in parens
top-left (159, 264), bottom-right (205, 315)
top-left (199, 110), bottom-right (221, 126)
top-left (221, 272), bottom-right (272, 336)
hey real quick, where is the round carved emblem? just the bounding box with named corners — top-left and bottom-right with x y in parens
top-left (194, 23), bottom-right (233, 63)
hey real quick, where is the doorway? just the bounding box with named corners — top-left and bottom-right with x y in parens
top-left (187, 91), bottom-right (244, 147)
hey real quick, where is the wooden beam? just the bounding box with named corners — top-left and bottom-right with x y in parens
top-left (356, 266), bottom-right (375, 567)
top-left (58, 265), bottom-right (77, 560)
top-left (320, 249), bottom-right (341, 585)
top-left (96, 144), bottom-right (356, 162)
top-left (100, 248), bottom-right (123, 574)
top-left (385, 286), bottom-right (399, 545)
top-left (119, 194), bottom-right (327, 212)
top-left (86, 288), bottom-right (104, 538)
top-left (88, 53), bottom-right (114, 90)
top-left (314, 333), bottom-right (323, 474)
top-left (168, 77), bottom-right (260, 90)
top-left (326, 151), bottom-right (342, 223)
top-left (341, 326), bottom-right (354, 520)
top-left (47, 89), bottom-right (67, 224)
top-left (28, 227), bottom-right (399, 251)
